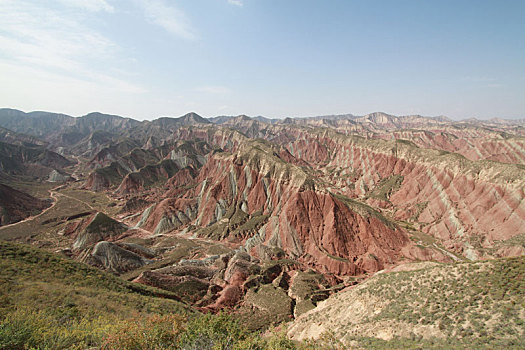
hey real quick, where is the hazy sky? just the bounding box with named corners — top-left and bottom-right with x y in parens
top-left (0, 0), bottom-right (524, 120)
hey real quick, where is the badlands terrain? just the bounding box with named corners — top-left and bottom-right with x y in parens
top-left (0, 108), bottom-right (524, 348)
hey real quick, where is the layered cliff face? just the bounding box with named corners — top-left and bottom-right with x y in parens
top-left (370, 129), bottom-right (525, 165)
top-left (85, 141), bottom-right (210, 193)
top-left (80, 117), bottom-right (525, 276)
top-left (215, 114), bottom-right (525, 166)
top-left (161, 125), bottom-right (525, 263)
top-left (133, 139), bottom-right (411, 275)
top-left (0, 141), bottom-right (73, 179)
top-left (261, 128), bottom-right (525, 260)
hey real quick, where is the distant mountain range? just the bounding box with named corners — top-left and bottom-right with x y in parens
top-left (2, 108), bottom-right (523, 135)
top-left (1, 106), bottom-right (524, 182)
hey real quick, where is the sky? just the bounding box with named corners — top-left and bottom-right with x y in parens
top-left (0, 0), bottom-right (524, 120)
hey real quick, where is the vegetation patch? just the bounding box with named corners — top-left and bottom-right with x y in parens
top-left (0, 241), bottom-right (314, 349)
top-left (366, 174), bottom-right (404, 202)
top-left (0, 241), bottom-right (188, 316)
top-left (332, 192), bottom-right (396, 229)
top-left (290, 256), bottom-right (525, 348)
top-left (360, 257), bottom-right (525, 342)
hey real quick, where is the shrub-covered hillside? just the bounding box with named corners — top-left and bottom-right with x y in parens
top-left (289, 257), bottom-right (525, 349)
top-left (0, 241), bottom-right (331, 349)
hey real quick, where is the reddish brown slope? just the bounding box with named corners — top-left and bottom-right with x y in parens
top-left (372, 129), bottom-right (525, 165)
top-left (0, 184), bottom-right (50, 226)
top-left (269, 128), bottom-right (525, 260)
top-left (135, 140), bottom-right (411, 275)
top-left (169, 125), bottom-right (525, 261)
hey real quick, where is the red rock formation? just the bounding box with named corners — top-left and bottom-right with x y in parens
top-left (274, 129), bottom-right (525, 260)
top-left (136, 140), bottom-right (411, 275)
top-left (371, 129), bottom-right (525, 165)
top-left (164, 126), bottom-right (525, 262)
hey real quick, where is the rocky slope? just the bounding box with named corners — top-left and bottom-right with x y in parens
top-left (161, 124), bottom-right (525, 262)
top-left (72, 212), bottom-right (128, 250)
top-left (0, 141), bottom-right (72, 180)
top-left (0, 126), bottom-right (48, 148)
top-left (371, 129), bottom-right (525, 164)
top-left (133, 136), bottom-right (415, 275)
top-left (289, 129), bottom-right (525, 260)
top-left (214, 113), bottom-right (525, 164)
top-left (85, 140), bottom-right (209, 193)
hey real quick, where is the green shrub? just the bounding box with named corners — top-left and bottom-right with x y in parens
top-left (101, 312), bottom-right (303, 350)
top-left (0, 308), bottom-right (115, 350)
top-left (101, 314), bottom-right (184, 350)
top-left (179, 313), bottom-right (259, 349)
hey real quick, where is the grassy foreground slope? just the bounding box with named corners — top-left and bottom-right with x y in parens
top-left (0, 240), bottom-right (192, 349)
top-left (289, 257), bottom-right (525, 349)
top-left (3, 239), bottom-right (524, 349)
top-left (0, 241), bottom-right (331, 350)
top-left (0, 240), bottom-right (189, 318)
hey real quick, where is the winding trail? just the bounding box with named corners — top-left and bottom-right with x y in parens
top-left (57, 191), bottom-right (96, 211)
top-left (0, 184), bottom-right (100, 231)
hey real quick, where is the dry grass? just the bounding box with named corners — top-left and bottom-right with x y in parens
top-left (290, 256), bottom-right (525, 349)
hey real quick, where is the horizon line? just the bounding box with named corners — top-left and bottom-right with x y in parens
top-left (0, 107), bottom-right (523, 123)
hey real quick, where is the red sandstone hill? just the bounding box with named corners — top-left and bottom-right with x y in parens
top-left (2, 109), bottom-right (524, 274)
top-left (132, 138), bottom-right (432, 275)
top-left (78, 117), bottom-right (525, 273)
top-left (161, 125), bottom-right (525, 263)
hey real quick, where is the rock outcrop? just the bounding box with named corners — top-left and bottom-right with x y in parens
top-left (73, 212), bottom-right (127, 250)
top-left (87, 241), bottom-right (148, 274)
top-left (132, 249), bottom-right (341, 326)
